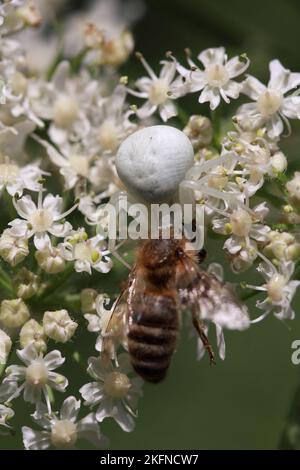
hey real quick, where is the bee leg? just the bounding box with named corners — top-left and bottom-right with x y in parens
top-left (192, 313), bottom-right (216, 365)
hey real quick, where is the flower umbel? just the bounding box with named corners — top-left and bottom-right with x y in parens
top-left (80, 354), bottom-right (143, 432)
top-left (0, 344), bottom-right (68, 413)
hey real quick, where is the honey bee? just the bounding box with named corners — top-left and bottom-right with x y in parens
top-left (102, 234), bottom-right (247, 383)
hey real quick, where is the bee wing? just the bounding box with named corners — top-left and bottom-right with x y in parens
top-left (177, 254), bottom-right (250, 331)
top-left (101, 265), bottom-right (139, 358)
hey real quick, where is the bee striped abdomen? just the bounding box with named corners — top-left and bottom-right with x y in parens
top-left (128, 292), bottom-right (179, 383)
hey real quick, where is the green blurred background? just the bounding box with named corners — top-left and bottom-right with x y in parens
top-left (2, 0), bottom-right (300, 450)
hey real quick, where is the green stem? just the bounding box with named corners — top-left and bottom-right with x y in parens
top-left (240, 290), bottom-right (261, 302)
top-left (71, 47), bottom-right (89, 73)
top-left (3, 191), bottom-right (16, 220)
top-left (176, 104), bottom-right (189, 127)
top-left (64, 293), bottom-right (81, 311)
top-left (210, 105), bottom-right (226, 150)
top-left (35, 262), bottom-right (75, 302)
top-left (0, 265), bottom-right (11, 284)
top-left (0, 266), bottom-right (14, 297)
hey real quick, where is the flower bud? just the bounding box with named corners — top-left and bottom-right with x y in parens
top-left (43, 310), bottom-right (78, 343)
top-left (266, 274), bottom-right (286, 303)
top-left (286, 243), bottom-right (300, 261)
top-left (0, 230), bottom-right (29, 266)
top-left (35, 246), bottom-right (65, 274)
top-left (81, 288), bottom-right (98, 314)
top-left (84, 23), bottom-right (104, 49)
top-left (17, 1), bottom-right (42, 27)
top-left (0, 299), bottom-right (30, 328)
top-left (286, 172), bottom-right (300, 205)
top-left (0, 329), bottom-right (12, 364)
top-left (264, 231), bottom-right (300, 262)
top-left (20, 319), bottom-right (47, 353)
top-left (0, 404), bottom-right (14, 427)
top-left (270, 151), bottom-right (287, 174)
top-left (183, 115), bottom-right (213, 150)
top-left (99, 31), bottom-right (134, 67)
top-left (13, 267), bottom-right (38, 299)
top-left (10, 72), bottom-right (28, 95)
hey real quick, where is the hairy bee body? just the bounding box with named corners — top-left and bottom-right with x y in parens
top-left (128, 290), bottom-right (179, 382)
top-left (127, 238), bottom-right (181, 383)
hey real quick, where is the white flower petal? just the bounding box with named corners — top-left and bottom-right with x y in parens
top-left (113, 403), bottom-right (135, 432)
top-left (87, 356), bottom-right (108, 380)
top-left (23, 383), bottom-right (42, 404)
top-left (34, 232), bottom-right (51, 251)
top-left (159, 61), bottom-right (176, 83)
top-left (225, 55), bottom-right (249, 78)
top-left (159, 100), bottom-right (177, 122)
top-left (0, 382), bottom-right (18, 402)
top-left (48, 221), bottom-right (72, 237)
top-left (222, 80), bottom-right (241, 99)
top-left (5, 365), bottom-right (26, 382)
top-left (281, 96), bottom-right (300, 119)
top-left (17, 343), bottom-right (39, 366)
top-left (198, 47), bottom-right (226, 68)
top-left (242, 76), bottom-right (266, 100)
top-left (15, 195), bottom-right (37, 217)
top-left (268, 59), bottom-right (300, 93)
top-left (48, 372), bottom-right (68, 391)
top-left (22, 426), bottom-right (51, 450)
top-left (95, 396), bottom-right (114, 422)
top-left (80, 382), bottom-right (105, 406)
top-left (8, 219), bottom-right (28, 237)
top-left (60, 396), bottom-right (81, 422)
top-left (42, 194), bottom-right (63, 215)
top-left (136, 101), bottom-right (157, 120)
top-left (266, 114), bottom-right (284, 138)
top-left (77, 413), bottom-right (108, 448)
top-left (84, 313), bottom-right (101, 333)
top-left (44, 350), bottom-right (65, 370)
top-left (199, 86), bottom-right (220, 110)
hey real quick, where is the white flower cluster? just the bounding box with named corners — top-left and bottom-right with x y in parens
top-left (0, 0), bottom-right (300, 450)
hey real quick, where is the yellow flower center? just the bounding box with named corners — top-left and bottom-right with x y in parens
top-left (149, 79), bottom-right (169, 105)
top-left (69, 155), bottom-right (89, 177)
top-left (257, 89), bottom-right (283, 117)
top-left (51, 420), bottom-right (77, 449)
top-left (103, 371), bottom-right (131, 398)
top-left (230, 209), bottom-right (252, 237)
top-left (98, 120), bottom-right (119, 152)
top-left (73, 242), bottom-right (100, 263)
top-left (53, 95), bottom-right (79, 128)
top-left (25, 361), bottom-right (49, 387)
top-left (205, 64), bottom-right (229, 87)
top-left (29, 209), bottom-right (53, 233)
